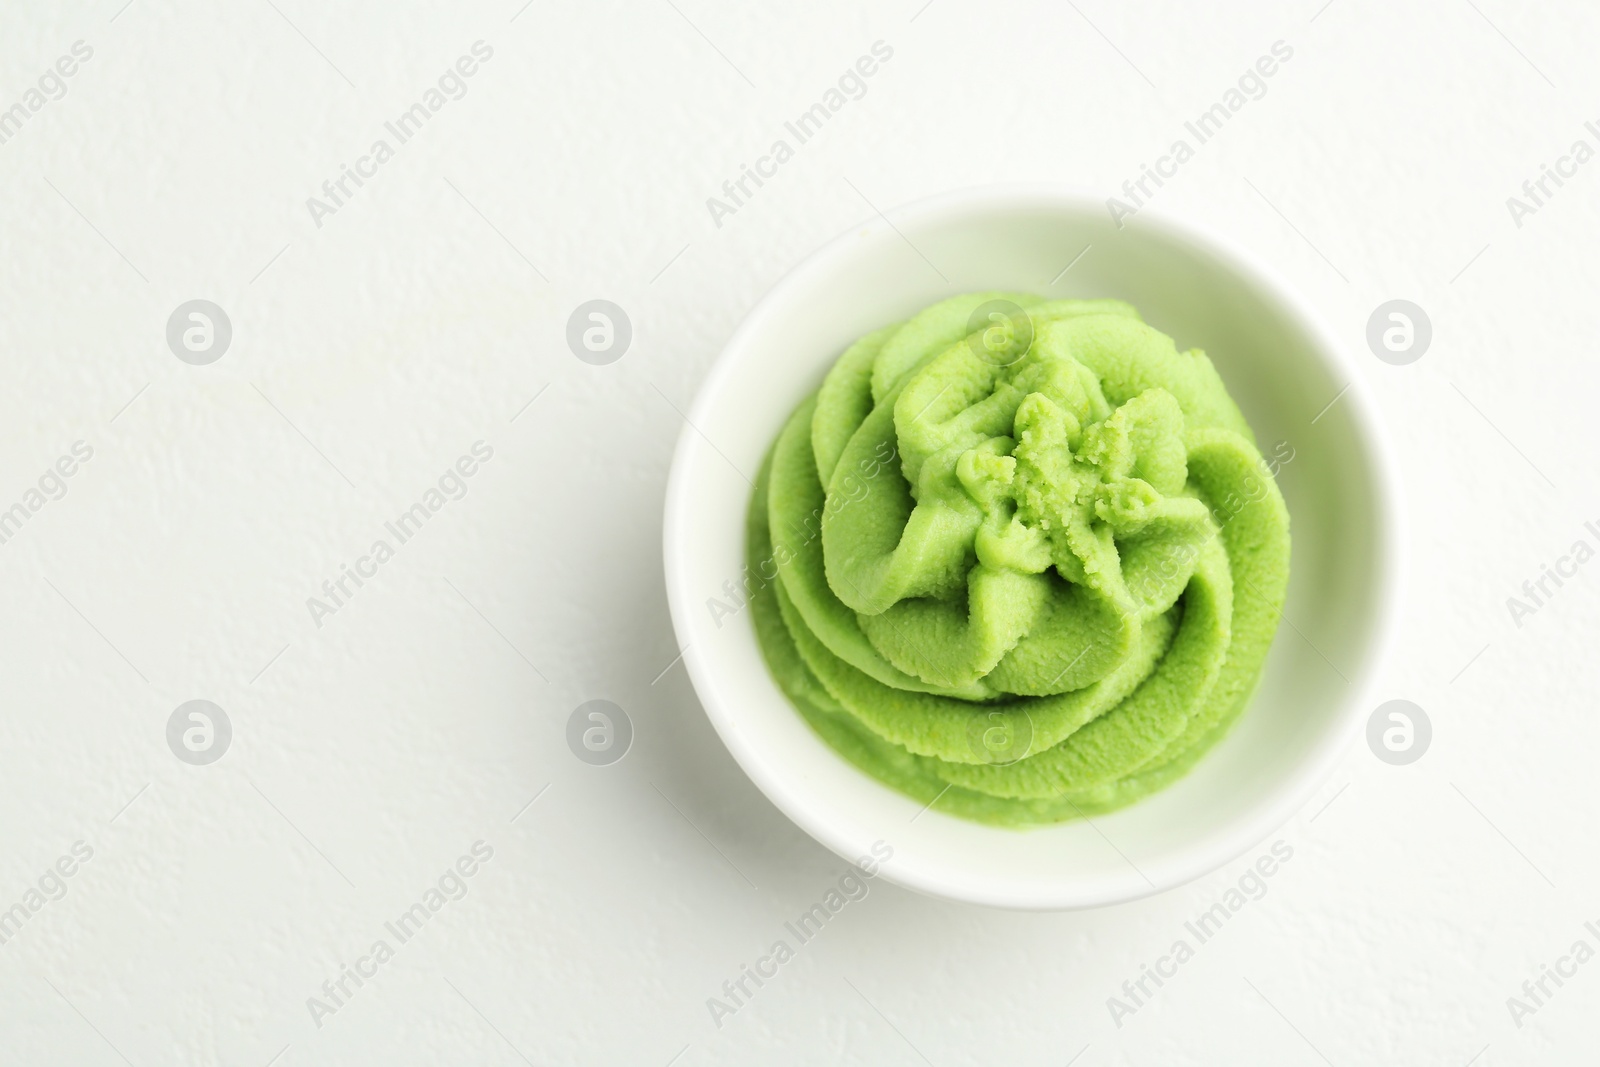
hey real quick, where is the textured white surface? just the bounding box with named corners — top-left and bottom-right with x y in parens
top-left (0, 1), bottom-right (1595, 1064)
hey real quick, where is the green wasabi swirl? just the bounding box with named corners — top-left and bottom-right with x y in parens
top-left (748, 293), bottom-right (1291, 827)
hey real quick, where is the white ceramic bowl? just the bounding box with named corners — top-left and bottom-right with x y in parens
top-left (662, 186), bottom-right (1400, 910)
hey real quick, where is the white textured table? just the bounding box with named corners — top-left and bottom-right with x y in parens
top-left (1, 2), bottom-right (1594, 1064)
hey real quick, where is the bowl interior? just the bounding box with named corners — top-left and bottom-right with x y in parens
top-left (664, 188), bottom-right (1394, 909)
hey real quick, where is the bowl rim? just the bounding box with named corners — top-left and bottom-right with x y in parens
top-left (662, 183), bottom-right (1405, 910)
